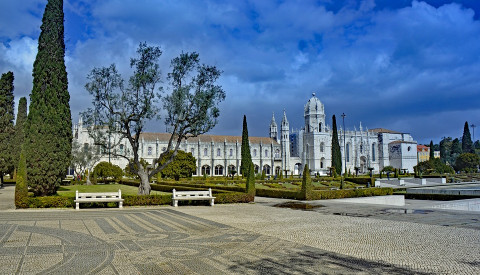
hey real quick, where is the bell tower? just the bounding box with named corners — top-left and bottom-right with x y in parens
top-left (281, 110), bottom-right (290, 176)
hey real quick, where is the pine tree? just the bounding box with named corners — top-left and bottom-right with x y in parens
top-left (0, 71), bottom-right (15, 186)
top-left (331, 115), bottom-right (342, 176)
top-left (13, 97), bottom-right (27, 171)
top-left (240, 115), bottom-right (252, 177)
top-left (429, 140), bottom-right (435, 160)
top-left (25, 0), bottom-right (72, 196)
top-left (451, 138), bottom-right (462, 162)
top-left (439, 137), bottom-right (452, 164)
top-left (462, 121), bottom-right (473, 153)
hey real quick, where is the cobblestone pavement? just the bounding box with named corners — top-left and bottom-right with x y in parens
top-left (0, 192), bottom-right (479, 274)
top-left (0, 208), bottom-right (427, 275)
top-left (177, 200), bottom-right (480, 275)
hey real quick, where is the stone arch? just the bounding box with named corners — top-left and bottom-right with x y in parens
top-left (263, 164), bottom-right (271, 175)
top-left (294, 163), bottom-right (302, 175)
top-left (214, 165), bottom-right (223, 176)
top-left (202, 165), bottom-right (211, 176)
top-left (275, 166), bottom-right (281, 176)
top-left (228, 165), bottom-right (236, 176)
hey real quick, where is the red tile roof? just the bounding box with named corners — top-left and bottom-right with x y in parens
top-left (139, 133), bottom-right (279, 145)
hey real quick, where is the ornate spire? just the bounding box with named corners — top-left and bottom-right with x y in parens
top-left (270, 112), bottom-right (277, 126)
top-left (282, 109), bottom-right (289, 126)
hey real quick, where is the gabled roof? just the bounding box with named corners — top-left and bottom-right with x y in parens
top-left (138, 133), bottom-right (279, 145)
top-left (369, 128), bottom-right (401, 134)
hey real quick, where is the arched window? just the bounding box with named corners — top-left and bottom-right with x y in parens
top-left (253, 149), bottom-right (257, 157)
top-left (320, 142), bottom-right (324, 153)
top-left (319, 122), bottom-right (322, 132)
top-left (190, 148), bottom-right (195, 155)
top-left (204, 148), bottom-right (208, 156)
top-left (215, 165), bottom-right (223, 175)
top-left (321, 157), bottom-right (325, 168)
top-left (119, 144), bottom-right (124, 154)
top-left (264, 150), bottom-right (269, 157)
top-left (228, 165), bottom-right (236, 175)
top-left (275, 149), bottom-right (280, 158)
top-left (147, 146), bottom-right (153, 155)
top-left (360, 144), bottom-right (363, 153)
top-left (254, 165), bottom-right (259, 174)
top-left (346, 143), bottom-right (350, 162)
top-left (229, 149), bottom-right (233, 156)
top-left (275, 166), bottom-right (281, 175)
top-left (217, 148), bottom-right (221, 156)
top-left (202, 165), bottom-right (210, 175)
top-left (372, 143), bottom-right (376, 161)
top-left (263, 165), bottom-right (271, 175)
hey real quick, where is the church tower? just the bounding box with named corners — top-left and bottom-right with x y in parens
top-left (304, 93), bottom-right (326, 133)
top-left (269, 113), bottom-right (278, 141)
top-left (281, 110), bottom-right (290, 176)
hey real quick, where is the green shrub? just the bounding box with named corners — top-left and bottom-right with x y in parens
top-left (123, 194), bottom-right (171, 206)
top-left (93, 162), bottom-right (123, 183)
top-left (309, 188), bottom-right (393, 200)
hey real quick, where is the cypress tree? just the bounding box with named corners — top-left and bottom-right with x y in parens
top-left (240, 115), bottom-right (252, 177)
top-left (331, 115), bottom-right (342, 176)
top-left (0, 71), bottom-right (15, 186)
top-left (462, 121), bottom-right (473, 153)
top-left (25, 0), bottom-right (72, 196)
top-left (245, 162), bottom-right (255, 199)
top-left (301, 164), bottom-right (312, 200)
top-left (13, 97), bottom-right (27, 171)
top-left (429, 140), bottom-right (435, 160)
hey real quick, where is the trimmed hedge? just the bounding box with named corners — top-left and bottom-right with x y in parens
top-left (16, 196), bottom-right (74, 208)
top-left (256, 187), bottom-right (393, 200)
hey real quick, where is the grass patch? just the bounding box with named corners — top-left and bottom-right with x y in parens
top-left (57, 184), bottom-right (169, 197)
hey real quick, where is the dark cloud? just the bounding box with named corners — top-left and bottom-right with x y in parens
top-left (1, 0), bottom-right (479, 145)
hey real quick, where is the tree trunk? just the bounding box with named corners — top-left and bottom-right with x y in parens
top-left (86, 170), bottom-right (92, 185)
top-left (138, 171), bottom-right (151, 195)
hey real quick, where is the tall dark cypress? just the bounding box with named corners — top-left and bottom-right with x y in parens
top-left (26, 0), bottom-right (72, 196)
top-left (0, 71), bottom-right (15, 186)
top-left (462, 121), bottom-right (473, 153)
top-left (240, 115), bottom-right (252, 177)
top-left (13, 97), bottom-right (27, 170)
top-left (429, 140), bottom-right (435, 160)
top-left (331, 115), bottom-right (342, 176)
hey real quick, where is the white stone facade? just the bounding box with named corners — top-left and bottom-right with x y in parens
top-left (278, 94), bottom-right (418, 175)
top-left (73, 94), bottom-right (417, 176)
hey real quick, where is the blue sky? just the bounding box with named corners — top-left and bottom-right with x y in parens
top-left (1, 0), bottom-right (480, 144)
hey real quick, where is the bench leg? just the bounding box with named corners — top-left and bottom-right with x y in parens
top-left (76, 202), bottom-right (79, 210)
top-left (173, 200), bottom-right (178, 207)
top-left (119, 201), bottom-right (123, 209)
top-left (210, 199), bottom-right (214, 206)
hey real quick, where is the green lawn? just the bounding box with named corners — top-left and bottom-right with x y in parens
top-left (57, 184), bottom-right (169, 197)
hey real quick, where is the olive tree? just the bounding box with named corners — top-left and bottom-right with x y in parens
top-left (71, 140), bottom-right (100, 185)
top-left (82, 43), bottom-right (225, 195)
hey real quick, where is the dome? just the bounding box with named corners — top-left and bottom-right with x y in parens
top-left (304, 93), bottom-right (324, 115)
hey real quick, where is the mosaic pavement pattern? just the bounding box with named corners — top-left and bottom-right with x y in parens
top-left (0, 209), bottom-right (426, 275)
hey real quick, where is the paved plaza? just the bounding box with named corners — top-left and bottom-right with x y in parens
top-left (0, 184), bottom-right (479, 274)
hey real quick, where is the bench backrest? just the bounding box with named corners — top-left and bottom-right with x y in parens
top-left (172, 188), bottom-right (212, 198)
top-left (76, 189), bottom-right (122, 199)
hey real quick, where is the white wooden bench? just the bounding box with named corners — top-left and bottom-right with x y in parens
top-left (74, 189), bottom-right (124, 210)
top-left (172, 188), bottom-right (215, 207)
